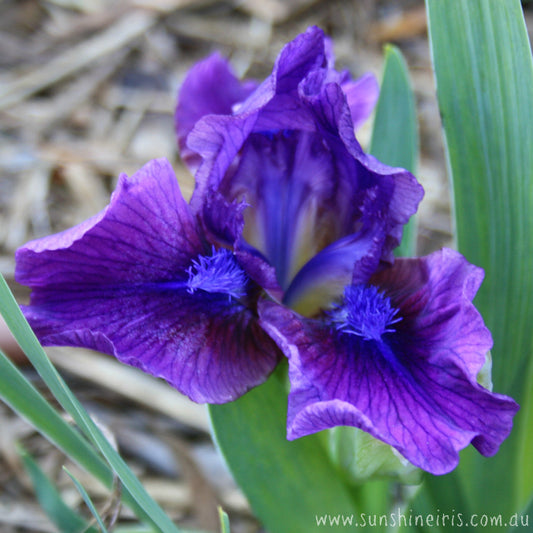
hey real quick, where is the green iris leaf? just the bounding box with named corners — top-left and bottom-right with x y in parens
top-left (418, 0), bottom-right (533, 528)
top-left (0, 274), bottom-right (182, 532)
top-left (370, 44), bottom-right (419, 257)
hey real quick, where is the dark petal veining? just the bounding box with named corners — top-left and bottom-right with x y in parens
top-left (183, 27), bottom-right (422, 292)
top-left (259, 249), bottom-right (519, 474)
top-left (16, 158), bottom-right (281, 403)
top-left (23, 287), bottom-right (280, 404)
top-left (16, 159), bottom-right (204, 287)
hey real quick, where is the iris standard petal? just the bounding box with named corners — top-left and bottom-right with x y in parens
top-left (183, 26), bottom-right (422, 293)
top-left (341, 72), bottom-right (380, 131)
top-left (319, 34), bottom-right (379, 129)
top-left (187, 26), bottom-right (327, 209)
top-left (176, 53), bottom-right (258, 172)
top-left (300, 79), bottom-right (424, 262)
top-left (269, 26), bottom-right (326, 95)
top-left (16, 158), bottom-right (282, 403)
top-left (259, 249), bottom-right (519, 475)
top-left (225, 130), bottom-right (336, 290)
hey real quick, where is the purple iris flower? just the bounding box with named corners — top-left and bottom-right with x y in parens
top-left (15, 159), bottom-right (282, 403)
top-left (176, 26), bottom-right (424, 314)
top-left (174, 26), bottom-right (518, 474)
top-left (14, 25), bottom-right (518, 477)
top-left (259, 248), bottom-right (519, 475)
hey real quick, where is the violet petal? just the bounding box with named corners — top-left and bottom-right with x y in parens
top-left (259, 249), bottom-right (519, 474)
top-left (16, 158), bottom-right (281, 403)
top-left (176, 53), bottom-right (257, 172)
top-left (16, 159), bottom-right (203, 286)
top-left (342, 72), bottom-right (380, 131)
top-left (300, 80), bottom-right (424, 262)
top-left (24, 288), bottom-right (280, 404)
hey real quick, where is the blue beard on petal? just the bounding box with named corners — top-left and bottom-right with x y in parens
top-left (328, 284), bottom-right (402, 342)
top-left (187, 247), bottom-right (249, 300)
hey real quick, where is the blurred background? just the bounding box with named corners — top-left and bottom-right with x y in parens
top-left (0, 1), bottom-right (531, 531)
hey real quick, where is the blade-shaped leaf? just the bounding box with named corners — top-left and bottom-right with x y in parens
top-left (0, 349), bottom-right (112, 486)
top-left (0, 274), bottom-right (182, 533)
top-left (370, 44), bottom-right (419, 257)
top-left (507, 494), bottom-right (533, 532)
top-left (209, 371), bottom-right (366, 533)
top-left (422, 0), bottom-right (533, 525)
top-left (64, 466), bottom-right (109, 533)
top-left (218, 507), bottom-right (231, 533)
top-left (19, 446), bottom-right (96, 533)
top-left (517, 359), bottom-right (533, 503)
top-left (426, 0), bottom-right (533, 397)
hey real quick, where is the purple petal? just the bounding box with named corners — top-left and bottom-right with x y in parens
top-left (185, 27), bottom-right (422, 287)
top-left (341, 73), bottom-right (379, 131)
top-left (283, 225), bottom-right (385, 316)
top-left (259, 249), bottom-right (519, 474)
top-left (176, 53), bottom-right (257, 172)
top-left (371, 248), bottom-right (493, 381)
top-left (232, 26), bottom-right (327, 118)
top-left (302, 60), bottom-right (379, 131)
top-left (223, 130), bottom-right (336, 289)
top-left (268, 25), bottom-right (326, 95)
top-left (199, 190), bottom-right (247, 247)
top-left (190, 77), bottom-right (421, 287)
top-left (250, 94), bottom-right (315, 133)
top-left (187, 112), bottom-right (259, 212)
top-left (199, 190), bottom-right (284, 300)
top-left (187, 27), bottom-right (328, 209)
top-left (317, 32), bottom-right (378, 129)
top-left (16, 159), bottom-right (203, 287)
top-left (24, 288), bottom-right (281, 403)
top-left (361, 152), bottom-right (425, 262)
top-left (16, 158), bottom-right (281, 403)
top-left (300, 80), bottom-right (424, 262)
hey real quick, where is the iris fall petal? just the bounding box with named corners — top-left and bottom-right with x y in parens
top-left (259, 248), bottom-right (519, 474)
top-left (16, 159), bottom-right (281, 403)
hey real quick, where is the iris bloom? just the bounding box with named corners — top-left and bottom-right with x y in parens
top-left (15, 26), bottom-right (518, 476)
top-left (15, 159), bottom-right (281, 403)
top-left (177, 26), bottom-right (424, 314)
top-left (259, 249), bottom-right (519, 474)
top-left (176, 26), bottom-right (518, 474)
